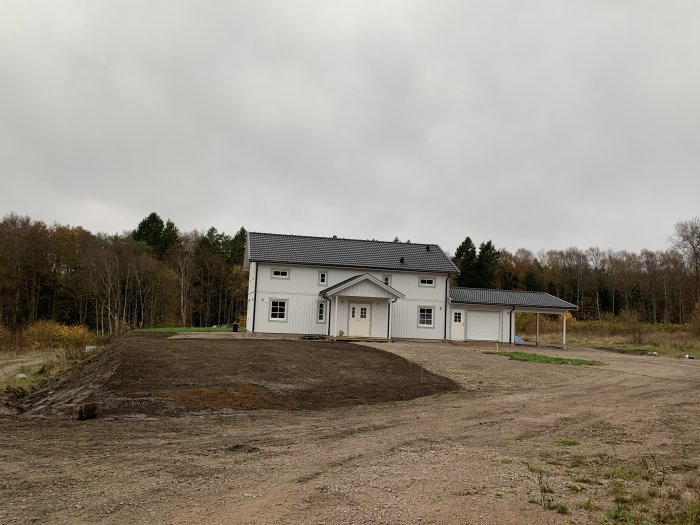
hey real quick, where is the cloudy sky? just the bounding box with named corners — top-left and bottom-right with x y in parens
top-left (1, 1), bottom-right (699, 254)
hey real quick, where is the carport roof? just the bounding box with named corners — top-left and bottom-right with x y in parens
top-left (246, 232), bottom-right (459, 274)
top-left (450, 287), bottom-right (577, 311)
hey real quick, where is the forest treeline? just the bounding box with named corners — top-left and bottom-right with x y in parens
top-left (1, 212), bottom-right (700, 332)
top-left (452, 218), bottom-right (700, 324)
top-left (0, 212), bottom-right (247, 333)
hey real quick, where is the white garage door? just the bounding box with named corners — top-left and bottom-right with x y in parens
top-left (466, 310), bottom-right (501, 341)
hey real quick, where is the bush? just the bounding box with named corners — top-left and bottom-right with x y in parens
top-left (23, 320), bottom-right (95, 350)
top-left (689, 303), bottom-right (700, 339)
top-left (619, 309), bottom-right (645, 345)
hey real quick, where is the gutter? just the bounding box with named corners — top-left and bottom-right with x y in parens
top-left (251, 262), bottom-right (259, 332)
top-left (321, 293), bottom-right (332, 337)
top-left (387, 297), bottom-right (398, 339)
top-left (509, 306), bottom-right (516, 344)
top-left (444, 274), bottom-right (450, 340)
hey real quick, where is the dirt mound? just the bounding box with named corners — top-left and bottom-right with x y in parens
top-left (19, 333), bottom-right (460, 417)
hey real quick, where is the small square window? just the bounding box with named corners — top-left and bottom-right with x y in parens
top-left (418, 307), bottom-right (434, 327)
top-left (383, 275), bottom-right (391, 286)
top-left (319, 272), bottom-right (327, 285)
top-left (317, 302), bottom-right (326, 322)
top-left (270, 300), bottom-right (287, 320)
top-left (272, 268), bottom-right (289, 279)
top-left (419, 277), bottom-right (435, 287)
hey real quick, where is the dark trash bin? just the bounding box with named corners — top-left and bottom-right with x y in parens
top-left (232, 323), bottom-right (239, 333)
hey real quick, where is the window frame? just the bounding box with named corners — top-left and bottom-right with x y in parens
top-left (418, 305), bottom-right (435, 328)
top-left (317, 301), bottom-right (326, 323)
top-left (318, 271), bottom-right (328, 286)
top-left (269, 299), bottom-right (288, 322)
top-left (419, 276), bottom-right (435, 287)
top-left (382, 275), bottom-right (391, 287)
top-left (271, 268), bottom-right (290, 280)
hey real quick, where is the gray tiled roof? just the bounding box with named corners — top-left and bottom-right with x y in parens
top-left (247, 232), bottom-right (458, 274)
top-left (450, 287), bottom-right (577, 310)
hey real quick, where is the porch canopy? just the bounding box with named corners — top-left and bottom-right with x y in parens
top-left (320, 273), bottom-right (405, 339)
top-left (449, 287), bottom-right (577, 347)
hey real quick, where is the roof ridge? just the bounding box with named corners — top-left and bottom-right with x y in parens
top-left (452, 287), bottom-right (557, 296)
top-left (248, 231), bottom-right (439, 247)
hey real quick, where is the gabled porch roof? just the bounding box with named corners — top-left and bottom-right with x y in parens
top-left (319, 273), bottom-right (405, 299)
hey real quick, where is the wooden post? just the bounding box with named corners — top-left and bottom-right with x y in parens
top-left (536, 313), bottom-right (540, 347)
top-left (562, 311), bottom-right (567, 349)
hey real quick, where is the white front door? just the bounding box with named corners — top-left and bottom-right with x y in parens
top-left (451, 309), bottom-right (465, 341)
top-left (348, 303), bottom-right (371, 337)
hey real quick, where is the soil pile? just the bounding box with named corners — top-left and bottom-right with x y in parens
top-left (20, 333), bottom-right (460, 417)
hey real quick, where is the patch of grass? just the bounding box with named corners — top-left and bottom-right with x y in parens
top-left (134, 326), bottom-right (245, 334)
top-left (577, 498), bottom-right (599, 511)
top-left (609, 480), bottom-right (629, 504)
top-left (488, 351), bottom-right (604, 366)
top-left (1, 347), bottom-right (95, 396)
top-left (556, 438), bottom-right (580, 447)
top-left (603, 504), bottom-right (652, 525)
top-left (602, 466), bottom-right (644, 481)
top-left (554, 503), bottom-right (569, 515)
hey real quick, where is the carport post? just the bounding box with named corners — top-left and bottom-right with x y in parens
top-left (562, 311), bottom-right (567, 349)
top-left (536, 313), bottom-right (539, 347)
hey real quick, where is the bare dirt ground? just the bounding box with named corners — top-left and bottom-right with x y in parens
top-left (1, 336), bottom-right (699, 524)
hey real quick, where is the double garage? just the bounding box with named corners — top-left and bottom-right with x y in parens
top-left (448, 287), bottom-right (577, 344)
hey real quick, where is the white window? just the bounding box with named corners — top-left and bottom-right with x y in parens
top-left (360, 307), bottom-right (367, 319)
top-left (351, 306), bottom-right (356, 318)
top-left (419, 277), bottom-right (435, 287)
top-left (318, 271), bottom-right (327, 285)
top-left (270, 300), bottom-right (287, 321)
top-left (271, 268), bottom-right (289, 279)
top-left (418, 307), bottom-right (434, 327)
top-left (317, 302), bottom-right (326, 322)
top-left (453, 311), bottom-right (462, 323)
top-left (383, 275), bottom-right (391, 286)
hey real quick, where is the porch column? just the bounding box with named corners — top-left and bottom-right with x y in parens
top-left (536, 313), bottom-right (540, 347)
top-left (562, 311), bottom-right (567, 349)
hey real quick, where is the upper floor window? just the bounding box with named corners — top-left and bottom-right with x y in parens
top-left (319, 271), bottom-right (327, 285)
top-left (271, 268), bottom-right (289, 279)
top-left (419, 277), bottom-right (435, 287)
top-left (383, 275), bottom-right (391, 287)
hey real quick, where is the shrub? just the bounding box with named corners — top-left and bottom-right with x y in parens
top-left (23, 320), bottom-right (95, 350)
top-left (619, 309), bottom-right (645, 344)
top-left (689, 303), bottom-right (700, 339)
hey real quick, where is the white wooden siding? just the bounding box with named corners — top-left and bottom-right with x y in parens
top-left (250, 263), bottom-right (448, 339)
top-left (446, 304), bottom-right (515, 343)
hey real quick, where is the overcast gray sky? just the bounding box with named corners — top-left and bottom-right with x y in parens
top-left (1, 1), bottom-right (699, 254)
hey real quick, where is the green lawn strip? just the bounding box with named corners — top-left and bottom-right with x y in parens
top-left (134, 326), bottom-right (245, 334)
top-left (487, 351), bottom-right (604, 366)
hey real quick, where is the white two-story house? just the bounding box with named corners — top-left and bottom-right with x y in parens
top-left (244, 232), bottom-right (577, 343)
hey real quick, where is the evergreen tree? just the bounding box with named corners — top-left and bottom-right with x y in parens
top-left (474, 241), bottom-right (500, 288)
top-left (454, 237), bottom-right (478, 287)
top-left (133, 212), bottom-right (180, 259)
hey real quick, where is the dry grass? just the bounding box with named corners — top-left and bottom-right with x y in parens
top-left (0, 321), bottom-right (95, 354)
top-left (517, 314), bottom-right (700, 358)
